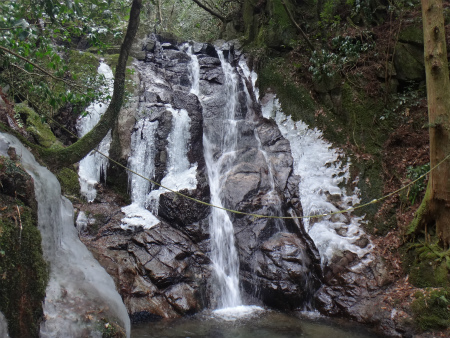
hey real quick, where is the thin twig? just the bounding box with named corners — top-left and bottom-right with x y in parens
top-left (16, 205), bottom-right (22, 244)
top-left (0, 45), bottom-right (83, 89)
top-left (11, 63), bottom-right (47, 78)
top-left (190, 0), bottom-right (227, 22)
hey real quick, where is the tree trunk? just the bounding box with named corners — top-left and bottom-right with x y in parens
top-left (38, 0), bottom-right (142, 169)
top-left (413, 0), bottom-right (450, 247)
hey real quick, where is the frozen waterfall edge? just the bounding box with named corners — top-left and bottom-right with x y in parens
top-left (0, 133), bottom-right (131, 338)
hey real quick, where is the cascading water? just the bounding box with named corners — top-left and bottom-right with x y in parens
top-left (147, 107), bottom-right (197, 213)
top-left (187, 45), bottom-right (200, 96)
top-left (121, 46), bottom-right (197, 229)
top-left (0, 133), bottom-right (130, 338)
top-left (77, 62), bottom-right (113, 202)
top-left (121, 118), bottom-right (160, 229)
top-left (201, 50), bottom-right (242, 309)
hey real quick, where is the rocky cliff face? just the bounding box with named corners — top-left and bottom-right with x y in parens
top-left (78, 35), bottom-right (323, 321)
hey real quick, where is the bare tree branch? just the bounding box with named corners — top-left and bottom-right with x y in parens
top-left (190, 0), bottom-right (227, 22)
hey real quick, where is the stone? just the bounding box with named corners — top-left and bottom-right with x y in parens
top-left (164, 283), bottom-right (201, 315)
top-left (393, 42), bottom-right (425, 82)
top-left (247, 233), bottom-right (321, 310)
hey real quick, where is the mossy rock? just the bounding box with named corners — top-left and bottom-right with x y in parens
top-left (403, 240), bottom-right (450, 288)
top-left (398, 26), bottom-right (424, 46)
top-left (329, 82), bottom-right (389, 231)
top-left (0, 157), bottom-right (48, 338)
top-left (56, 167), bottom-right (81, 198)
top-left (393, 42), bottom-right (425, 82)
top-left (244, 0), bottom-right (298, 48)
top-left (411, 288), bottom-right (450, 331)
top-left (258, 57), bottom-right (316, 124)
top-left (409, 259), bottom-right (450, 288)
top-left (0, 210), bottom-right (48, 338)
top-left (14, 103), bottom-right (60, 148)
top-left (103, 54), bottom-right (134, 69)
top-left (67, 50), bottom-right (99, 81)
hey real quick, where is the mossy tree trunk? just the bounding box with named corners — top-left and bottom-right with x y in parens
top-left (411, 0), bottom-right (450, 247)
top-left (38, 0), bottom-right (142, 169)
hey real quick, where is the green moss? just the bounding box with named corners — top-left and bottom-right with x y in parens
top-left (411, 288), bottom-right (450, 331)
top-left (67, 50), bottom-right (99, 79)
top-left (102, 54), bottom-right (136, 98)
top-left (0, 207), bottom-right (48, 338)
top-left (258, 57), bottom-right (316, 124)
top-left (56, 167), bottom-right (81, 198)
top-left (14, 103), bottom-right (59, 148)
top-left (407, 183), bottom-right (431, 236)
top-left (243, 0), bottom-right (298, 48)
top-left (398, 26), bottom-right (424, 45)
top-left (394, 42), bottom-right (425, 82)
top-left (100, 317), bottom-right (126, 338)
top-left (102, 54), bottom-right (133, 70)
top-left (403, 240), bottom-right (450, 288)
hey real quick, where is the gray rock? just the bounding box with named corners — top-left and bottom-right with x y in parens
top-left (394, 42), bottom-right (425, 82)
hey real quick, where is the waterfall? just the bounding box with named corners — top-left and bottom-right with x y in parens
top-left (77, 62), bottom-right (113, 202)
top-left (186, 46), bottom-right (242, 309)
top-left (121, 118), bottom-right (160, 230)
top-left (188, 46), bottom-right (200, 96)
top-left (147, 107), bottom-right (197, 214)
top-left (0, 133), bottom-right (130, 338)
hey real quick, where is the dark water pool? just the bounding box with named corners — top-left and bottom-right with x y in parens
top-left (131, 309), bottom-right (384, 338)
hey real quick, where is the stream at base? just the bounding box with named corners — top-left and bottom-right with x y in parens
top-left (131, 310), bottom-right (384, 338)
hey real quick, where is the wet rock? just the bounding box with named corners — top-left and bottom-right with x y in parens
top-left (82, 215), bottom-right (211, 320)
top-left (165, 283), bottom-right (200, 315)
top-left (316, 255), bottom-right (402, 335)
top-left (0, 152), bottom-right (36, 212)
top-left (82, 37), bottom-right (323, 320)
top-left (248, 233), bottom-right (321, 310)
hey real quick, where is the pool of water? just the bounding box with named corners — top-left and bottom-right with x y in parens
top-left (131, 309), bottom-right (384, 338)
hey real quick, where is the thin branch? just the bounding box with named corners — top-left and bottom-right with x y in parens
top-left (0, 45), bottom-right (83, 89)
top-left (190, 0), bottom-right (227, 22)
top-left (10, 63), bottom-right (47, 78)
top-left (281, 0), bottom-right (315, 52)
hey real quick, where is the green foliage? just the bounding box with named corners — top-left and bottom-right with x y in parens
top-left (380, 84), bottom-right (424, 121)
top-left (319, 0), bottom-right (342, 29)
top-left (0, 0), bottom-right (128, 124)
top-left (143, 0), bottom-right (224, 42)
top-left (308, 36), bottom-right (374, 80)
top-left (405, 163), bottom-right (430, 205)
top-left (412, 288), bottom-right (450, 331)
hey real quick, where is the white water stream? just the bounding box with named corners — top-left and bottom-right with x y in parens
top-left (202, 50), bottom-right (242, 309)
top-left (147, 107), bottom-right (197, 214)
top-left (0, 133), bottom-right (130, 338)
top-left (121, 117), bottom-right (160, 230)
top-left (77, 62), bottom-right (113, 202)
